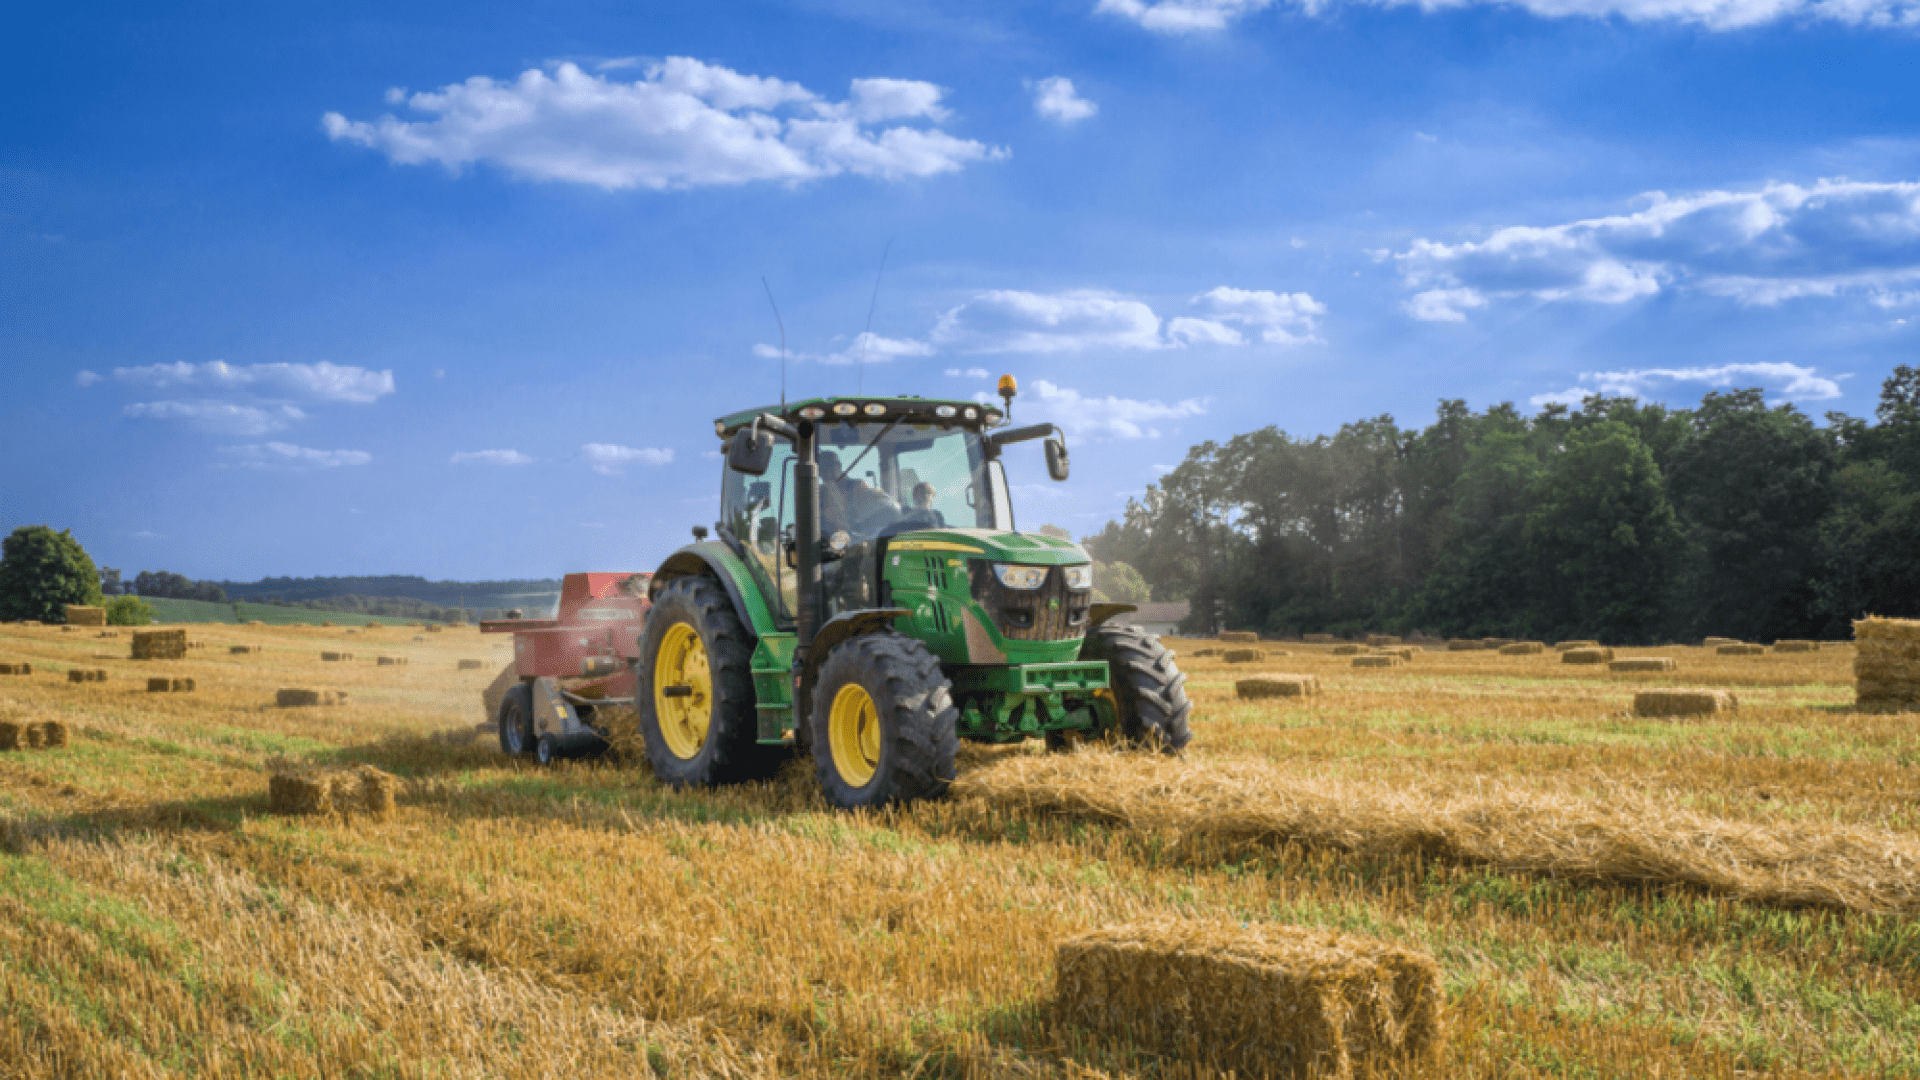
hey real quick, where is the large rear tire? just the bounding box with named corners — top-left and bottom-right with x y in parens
top-left (636, 576), bottom-right (760, 787)
top-left (498, 682), bottom-right (535, 757)
top-left (1081, 623), bottom-right (1192, 753)
top-left (809, 632), bottom-right (958, 810)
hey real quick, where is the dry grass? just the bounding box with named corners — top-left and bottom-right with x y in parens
top-left (0, 621), bottom-right (1913, 1077)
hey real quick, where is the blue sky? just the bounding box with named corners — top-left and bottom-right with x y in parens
top-left (5, 0), bottom-right (1918, 581)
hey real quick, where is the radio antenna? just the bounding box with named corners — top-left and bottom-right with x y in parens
top-left (856, 238), bottom-right (892, 396)
top-left (762, 276), bottom-right (787, 409)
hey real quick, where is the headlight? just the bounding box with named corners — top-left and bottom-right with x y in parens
top-left (1063, 565), bottom-right (1092, 590)
top-left (992, 563), bottom-right (1048, 590)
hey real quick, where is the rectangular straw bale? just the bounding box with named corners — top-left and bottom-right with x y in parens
top-left (1481, 638), bottom-right (1515, 648)
top-left (1365, 635), bottom-right (1401, 647)
top-left (97, 631), bottom-right (118, 638)
top-left (353, 765), bottom-right (398, 815)
top-left (1054, 918), bottom-right (1444, 1080)
top-left (23, 723), bottom-right (46, 749)
top-left (376, 655), bottom-right (408, 666)
top-left (269, 771), bottom-right (334, 815)
top-left (1703, 636), bottom-right (1742, 647)
top-left (36, 721), bottom-right (68, 748)
top-left (269, 764), bottom-right (399, 818)
top-left (1303, 633), bottom-right (1337, 645)
top-left (1635, 689), bottom-right (1738, 718)
top-left (1190, 648), bottom-right (1217, 657)
top-left (1222, 648), bottom-right (1265, 663)
top-left (1445, 639), bottom-right (1484, 651)
top-left (320, 651), bottom-right (353, 661)
top-left (1562, 647), bottom-right (1615, 664)
top-left (1236, 674), bottom-right (1319, 699)
top-left (66, 669), bottom-right (88, 683)
top-left (170, 677), bottom-right (195, 692)
top-left (64, 605), bottom-right (106, 627)
top-left (457, 659), bottom-right (485, 670)
top-left (1854, 617), bottom-right (1920, 708)
top-left (1217, 631), bottom-right (1259, 644)
top-left (1717, 644), bottom-right (1766, 656)
top-left (425, 625), bottom-right (444, 633)
top-left (130, 629), bottom-right (187, 660)
top-left (0, 721), bottom-right (20, 751)
top-left (1610, 657), bottom-right (1677, 672)
top-left (1499, 642), bottom-right (1545, 655)
top-left (1372, 647), bottom-right (1416, 660)
top-left (276, 687), bottom-right (346, 707)
top-left (0, 663), bottom-right (30, 675)
top-left (1771, 640), bottom-right (1819, 653)
top-left (147, 677), bottom-right (174, 692)
top-left (1331, 644), bottom-right (1366, 655)
top-left (1554, 640), bottom-right (1599, 651)
top-left (230, 644), bottom-right (257, 654)
top-left (1352, 655), bottom-right (1404, 668)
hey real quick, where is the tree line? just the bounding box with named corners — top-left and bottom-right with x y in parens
top-left (1083, 367), bottom-right (1920, 644)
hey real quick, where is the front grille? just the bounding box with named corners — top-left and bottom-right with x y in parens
top-left (969, 561), bottom-right (1092, 642)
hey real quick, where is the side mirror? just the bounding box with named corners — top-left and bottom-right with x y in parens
top-left (1045, 437), bottom-right (1069, 482)
top-left (728, 427), bottom-right (774, 476)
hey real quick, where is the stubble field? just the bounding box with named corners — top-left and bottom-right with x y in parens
top-left (1, 621), bottom-right (1916, 1078)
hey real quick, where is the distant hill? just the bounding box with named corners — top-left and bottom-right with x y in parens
top-left (142, 598), bottom-right (421, 625)
top-left (212, 575), bottom-right (562, 612)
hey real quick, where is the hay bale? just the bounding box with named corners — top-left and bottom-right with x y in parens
top-left (97, 631), bottom-right (119, 638)
top-left (1855, 617), bottom-right (1920, 709)
top-left (1445, 639), bottom-right (1485, 652)
top-left (66, 669), bottom-right (88, 683)
top-left (276, 687), bottom-right (347, 707)
top-left (148, 677), bottom-right (175, 692)
top-left (171, 678), bottom-right (196, 692)
top-left (131, 629), bottom-right (187, 660)
top-left (1717, 644), bottom-right (1766, 656)
top-left (425, 625), bottom-right (444, 633)
top-left (1554, 640), bottom-right (1599, 651)
top-left (1365, 635), bottom-right (1401, 647)
top-left (1055, 918), bottom-right (1444, 1080)
top-left (1704, 636), bottom-right (1742, 647)
top-left (1236, 675), bottom-right (1319, 699)
top-left (1302, 633), bottom-right (1338, 645)
top-left (0, 721), bottom-right (19, 751)
top-left (1331, 644), bottom-right (1366, 656)
top-left (1222, 649), bottom-right (1265, 664)
top-left (1635, 689), bottom-right (1738, 718)
top-left (37, 721), bottom-right (68, 748)
top-left (1352, 655), bottom-right (1404, 668)
top-left (1217, 631), bottom-right (1259, 644)
top-left (1610, 657), bottom-right (1677, 673)
top-left (64, 605), bottom-right (106, 627)
top-left (230, 644), bottom-right (256, 654)
top-left (1772, 640), bottom-right (1819, 653)
top-left (1372, 647), bottom-right (1416, 660)
top-left (456, 659), bottom-right (485, 670)
top-left (1562, 647), bottom-right (1615, 665)
top-left (23, 724), bottom-right (46, 749)
top-left (0, 663), bottom-right (31, 675)
top-left (320, 651), bottom-right (353, 662)
top-left (376, 655), bottom-right (408, 666)
top-left (1481, 637), bottom-right (1514, 648)
top-left (1191, 647), bottom-right (1218, 657)
top-left (269, 764), bottom-right (399, 818)
top-left (1498, 642), bottom-right (1545, 655)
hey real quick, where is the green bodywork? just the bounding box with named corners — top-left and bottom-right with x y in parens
top-left (663, 526), bottom-right (1114, 746)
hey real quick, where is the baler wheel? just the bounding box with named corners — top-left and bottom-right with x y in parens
top-left (809, 631), bottom-right (958, 810)
top-left (635, 576), bottom-right (760, 787)
top-left (536, 735), bottom-right (557, 766)
top-left (1080, 624), bottom-right (1191, 753)
top-left (498, 683), bottom-right (535, 757)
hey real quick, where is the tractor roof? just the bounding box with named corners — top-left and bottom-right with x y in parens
top-left (713, 396), bottom-right (1005, 437)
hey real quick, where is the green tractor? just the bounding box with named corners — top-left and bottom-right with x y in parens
top-left (636, 377), bottom-right (1190, 809)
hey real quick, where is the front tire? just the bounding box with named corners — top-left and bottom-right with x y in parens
top-left (636, 576), bottom-right (760, 787)
top-left (1082, 623), bottom-right (1192, 753)
top-left (498, 683), bottom-right (535, 757)
top-left (809, 632), bottom-right (958, 810)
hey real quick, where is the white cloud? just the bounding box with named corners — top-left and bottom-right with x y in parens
top-left (219, 443), bottom-right (372, 469)
top-left (1099, 0), bottom-right (1920, 32)
top-left (582, 443), bottom-right (674, 475)
top-left (752, 331), bottom-right (934, 366)
top-left (1095, 0), bottom-right (1275, 33)
top-left (945, 366), bottom-right (992, 378)
top-left (324, 59), bottom-right (1004, 191)
top-left (1165, 318), bottom-right (1246, 346)
top-left (1530, 362), bottom-right (1845, 408)
top-left (1028, 379), bottom-right (1207, 439)
top-left (1188, 286), bottom-right (1324, 344)
top-left (1396, 178), bottom-right (1920, 319)
top-left (451, 449), bottom-right (533, 465)
top-left (1031, 77), bottom-right (1097, 124)
top-left (932, 290), bottom-right (1165, 353)
top-left (124, 401), bottom-right (308, 436)
top-left (75, 370), bottom-right (101, 387)
top-left (102, 361), bottom-right (395, 402)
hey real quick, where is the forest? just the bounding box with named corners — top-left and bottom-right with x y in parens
top-left (1084, 366), bottom-right (1920, 644)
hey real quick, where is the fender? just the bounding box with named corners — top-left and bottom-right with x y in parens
top-left (1088, 602), bottom-right (1137, 629)
top-left (649, 543), bottom-right (781, 640)
top-left (799, 607), bottom-right (911, 711)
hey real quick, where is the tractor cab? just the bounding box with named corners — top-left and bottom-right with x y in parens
top-left (623, 381), bottom-right (1191, 810)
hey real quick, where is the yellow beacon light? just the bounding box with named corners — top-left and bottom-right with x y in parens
top-left (997, 374), bottom-right (1018, 420)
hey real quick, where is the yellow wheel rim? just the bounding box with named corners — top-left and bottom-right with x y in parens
top-left (654, 622), bottom-right (711, 760)
top-left (828, 682), bottom-right (882, 789)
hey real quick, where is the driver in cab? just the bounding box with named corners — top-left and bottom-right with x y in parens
top-left (817, 450), bottom-right (898, 538)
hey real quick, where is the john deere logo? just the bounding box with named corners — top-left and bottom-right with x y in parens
top-left (1047, 597), bottom-right (1060, 610)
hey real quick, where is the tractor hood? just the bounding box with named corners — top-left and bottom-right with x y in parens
top-left (884, 527), bottom-right (1090, 566)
